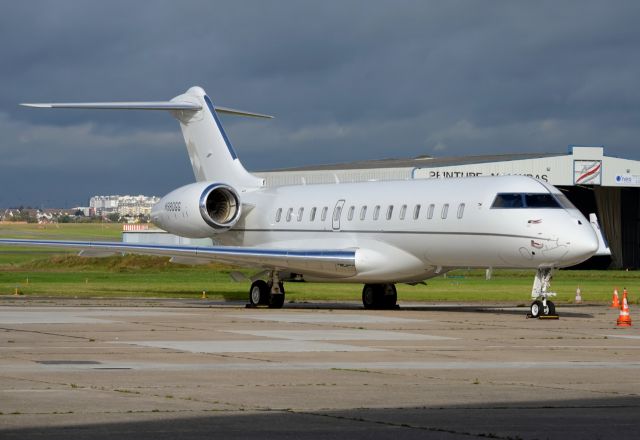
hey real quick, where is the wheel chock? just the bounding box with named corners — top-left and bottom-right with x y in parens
top-left (526, 314), bottom-right (560, 320)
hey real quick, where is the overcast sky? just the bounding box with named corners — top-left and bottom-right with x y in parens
top-left (2, 1), bottom-right (639, 207)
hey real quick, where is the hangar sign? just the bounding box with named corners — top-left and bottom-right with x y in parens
top-left (573, 160), bottom-right (602, 185)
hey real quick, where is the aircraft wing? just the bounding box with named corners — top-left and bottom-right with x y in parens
top-left (0, 239), bottom-right (356, 277)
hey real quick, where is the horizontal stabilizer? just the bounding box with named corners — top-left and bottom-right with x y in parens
top-left (20, 101), bottom-right (202, 111)
top-left (213, 106), bottom-right (273, 119)
top-left (20, 101), bottom-right (273, 118)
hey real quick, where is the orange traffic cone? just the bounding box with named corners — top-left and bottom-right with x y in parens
top-left (616, 288), bottom-right (632, 327)
top-left (611, 288), bottom-right (620, 308)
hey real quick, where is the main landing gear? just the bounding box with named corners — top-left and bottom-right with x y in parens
top-left (248, 271), bottom-right (285, 309)
top-left (362, 283), bottom-right (398, 309)
top-left (247, 275), bottom-right (399, 310)
top-left (529, 267), bottom-right (558, 318)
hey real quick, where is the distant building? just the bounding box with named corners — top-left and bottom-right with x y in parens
top-left (0, 208), bottom-right (74, 223)
top-left (89, 195), bottom-right (160, 217)
top-left (71, 206), bottom-right (93, 217)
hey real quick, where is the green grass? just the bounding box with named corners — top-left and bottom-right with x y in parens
top-left (0, 222), bottom-right (122, 240)
top-left (1, 222), bottom-right (638, 303)
top-left (0, 222), bottom-right (121, 265)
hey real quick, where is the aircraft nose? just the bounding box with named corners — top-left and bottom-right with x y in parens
top-left (569, 223), bottom-right (599, 262)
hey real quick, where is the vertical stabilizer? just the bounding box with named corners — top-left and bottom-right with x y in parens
top-left (169, 86), bottom-right (264, 189)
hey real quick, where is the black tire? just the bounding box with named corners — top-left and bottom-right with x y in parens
top-left (542, 300), bottom-right (555, 316)
top-left (249, 280), bottom-right (269, 306)
top-left (362, 284), bottom-right (382, 309)
top-left (269, 282), bottom-right (286, 309)
top-left (530, 300), bottom-right (543, 318)
top-left (382, 284), bottom-right (398, 309)
top-left (269, 293), bottom-right (285, 309)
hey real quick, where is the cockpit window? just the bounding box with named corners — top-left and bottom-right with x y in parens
top-left (491, 193), bottom-right (524, 208)
top-left (491, 193), bottom-right (562, 209)
top-left (524, 194), bottom-right (561, 208)
top-left (553, 192), bottom-right (578, 210)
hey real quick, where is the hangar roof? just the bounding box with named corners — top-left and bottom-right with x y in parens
top-left (261, 152), bottom-right (562, 172)
top-left (255, 146), bottom-right (639, 188)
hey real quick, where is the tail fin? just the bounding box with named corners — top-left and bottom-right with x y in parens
top-left (168, 86), bottom-right (265, 188)
top-left (22, 86), bottom-right (269, 190)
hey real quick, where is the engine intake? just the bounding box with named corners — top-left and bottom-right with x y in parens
top-left (199, 183), bottom-right (241, 230)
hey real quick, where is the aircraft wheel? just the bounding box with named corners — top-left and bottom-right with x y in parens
top-left (269, 283), bottom-right (286, 309)
top-left (382, 283), bottom-right (398, 309)
top-left (530, 300), bottom-right (543, 318)
top-left (362, 284), bottom-right (382, 309)
top-left (542, 300), bottom-right (555, 316)
top-left (249, 280), bottom-right (270, 306)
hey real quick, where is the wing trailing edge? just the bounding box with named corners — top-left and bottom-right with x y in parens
top-left (0, 239), bottom-right (356, 278)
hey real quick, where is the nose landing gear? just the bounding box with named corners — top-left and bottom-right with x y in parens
top-left (529, 298), bottom-right (556, 318)
top-left (529, 267), bottom-right (559, 319)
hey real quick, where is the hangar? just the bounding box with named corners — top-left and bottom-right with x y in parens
top-left (255, 146), bottom-right (640, 269)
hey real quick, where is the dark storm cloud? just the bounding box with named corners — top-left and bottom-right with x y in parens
top-left (1, 1), bottom-right (639, 206)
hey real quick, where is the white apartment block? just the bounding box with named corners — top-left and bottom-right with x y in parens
top-left (89, 195), bottom-right (160, 217)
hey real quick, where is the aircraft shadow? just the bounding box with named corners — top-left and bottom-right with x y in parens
top-left (2, 396), bottom-right (637, 440)
top-left (159, 298), bottom-right (597, 318)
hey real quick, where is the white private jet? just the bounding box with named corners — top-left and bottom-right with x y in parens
top-left (1, 86), bottom-right (602, 317)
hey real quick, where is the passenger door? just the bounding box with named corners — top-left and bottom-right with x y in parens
top-left (332, 199), bottom-right (345, 230)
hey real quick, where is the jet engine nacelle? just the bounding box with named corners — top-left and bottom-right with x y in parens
top-left (151, 182), bottom-right (241, 238)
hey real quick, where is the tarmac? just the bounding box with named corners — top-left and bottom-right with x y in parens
top-left (0, 297), bottom-right (639, 439)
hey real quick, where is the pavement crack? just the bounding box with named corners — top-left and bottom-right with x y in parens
top-left (0, 326), bottom-right (93, 341)
top-left (290, 409), bottom-right (518, 439)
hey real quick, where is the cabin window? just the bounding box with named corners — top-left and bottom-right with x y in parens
top-left (441, 204), bottom-right (449, 219)
top-left (310, 207), bottom-right (317, 221)
top-left (457, 203), bottom-right (465, 219)
top-left (386, 205), bottom-right (394, 220)
top-left (373, 205), bottom-right (381, 220)
top-left (427, 204), bottom-right (435, 219)
top-left (275, 208), bottom-right (282, 223)
top-left (413, 204), bottom-right (421, 220)
top-left (360, 206), bottom-right (367, 220)
top-left (286, 208), bottom-right (293, 222)
top-left (399, 204), bottom-right (407, 220)
top-left (297, 207), bottom-right (304, 222)
top-left (321, 207), bottom-right (328, 221)
top-left (347, 205), bottom-right (355, 221)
